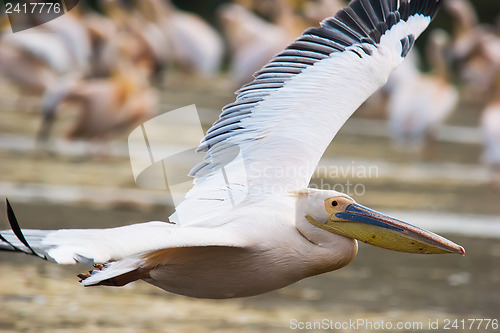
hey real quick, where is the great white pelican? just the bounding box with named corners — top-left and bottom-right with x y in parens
top-left (0, 0), bottom-right (464, 299)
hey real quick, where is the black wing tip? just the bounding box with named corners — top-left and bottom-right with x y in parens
top-left (430, 0), bottom-right (443, 20)
top-left (5, 198), bottom-right (19, 235)
top-left (3, 198), bottom-right (46, 260)
top-left (1, 198), bottom-right (22, 253)
top-left (311, 0), bottom-right (442, 49)
top-left (411, 0), bottom-right (442, 20)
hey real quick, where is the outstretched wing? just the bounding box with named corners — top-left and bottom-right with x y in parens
top-left (171, 0), bottom-right (441, 224)
top-left (0, 200), bottom-right (247, 265)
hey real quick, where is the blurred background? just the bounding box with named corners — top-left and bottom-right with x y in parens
top-left (0, 0), bottom-right (499, 332)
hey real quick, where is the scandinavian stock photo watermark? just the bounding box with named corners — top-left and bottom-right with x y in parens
top-left (311, 162), bottom-right (379, 197)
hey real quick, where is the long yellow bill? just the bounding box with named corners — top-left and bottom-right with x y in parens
top-left (312, 203), bottom-right (465, 255)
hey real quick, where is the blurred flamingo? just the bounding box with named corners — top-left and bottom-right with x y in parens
top-left (38, 66), bottom-right (157, 150)
top-left (302, 0), bottom-right (346, 25)
top-left (480, 87), bottom-right (500, 185)
top-left (445, 0), bottom-right (500, 97)
top-left (218, 2), bottom-right (293, 87)
top-left (387, 29), bottom-right (458, 155)
top-left (141, 0), bottom-right (224, 77)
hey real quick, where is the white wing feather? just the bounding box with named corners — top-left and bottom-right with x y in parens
top-left (1, 0), bottom-right (442, 270)
top-left (0, 222), bottom-right (248, 264)
top-left (171, 2), bottom-right (437, 225)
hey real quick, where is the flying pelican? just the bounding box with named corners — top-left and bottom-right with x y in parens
top-left (0, 0), bottom-right (464, 299)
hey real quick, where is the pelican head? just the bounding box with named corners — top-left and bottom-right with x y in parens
top-left (296, 189), bottom-right (465, 255)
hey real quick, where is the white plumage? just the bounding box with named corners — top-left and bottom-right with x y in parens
top-left (0, 0), bottom-right (464, 299)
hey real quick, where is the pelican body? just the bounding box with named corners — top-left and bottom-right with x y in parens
top-left (1, 0), bottom-right (464, 300)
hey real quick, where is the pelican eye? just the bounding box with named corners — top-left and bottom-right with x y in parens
top-left (325, 197), bottom-right (350, 215)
